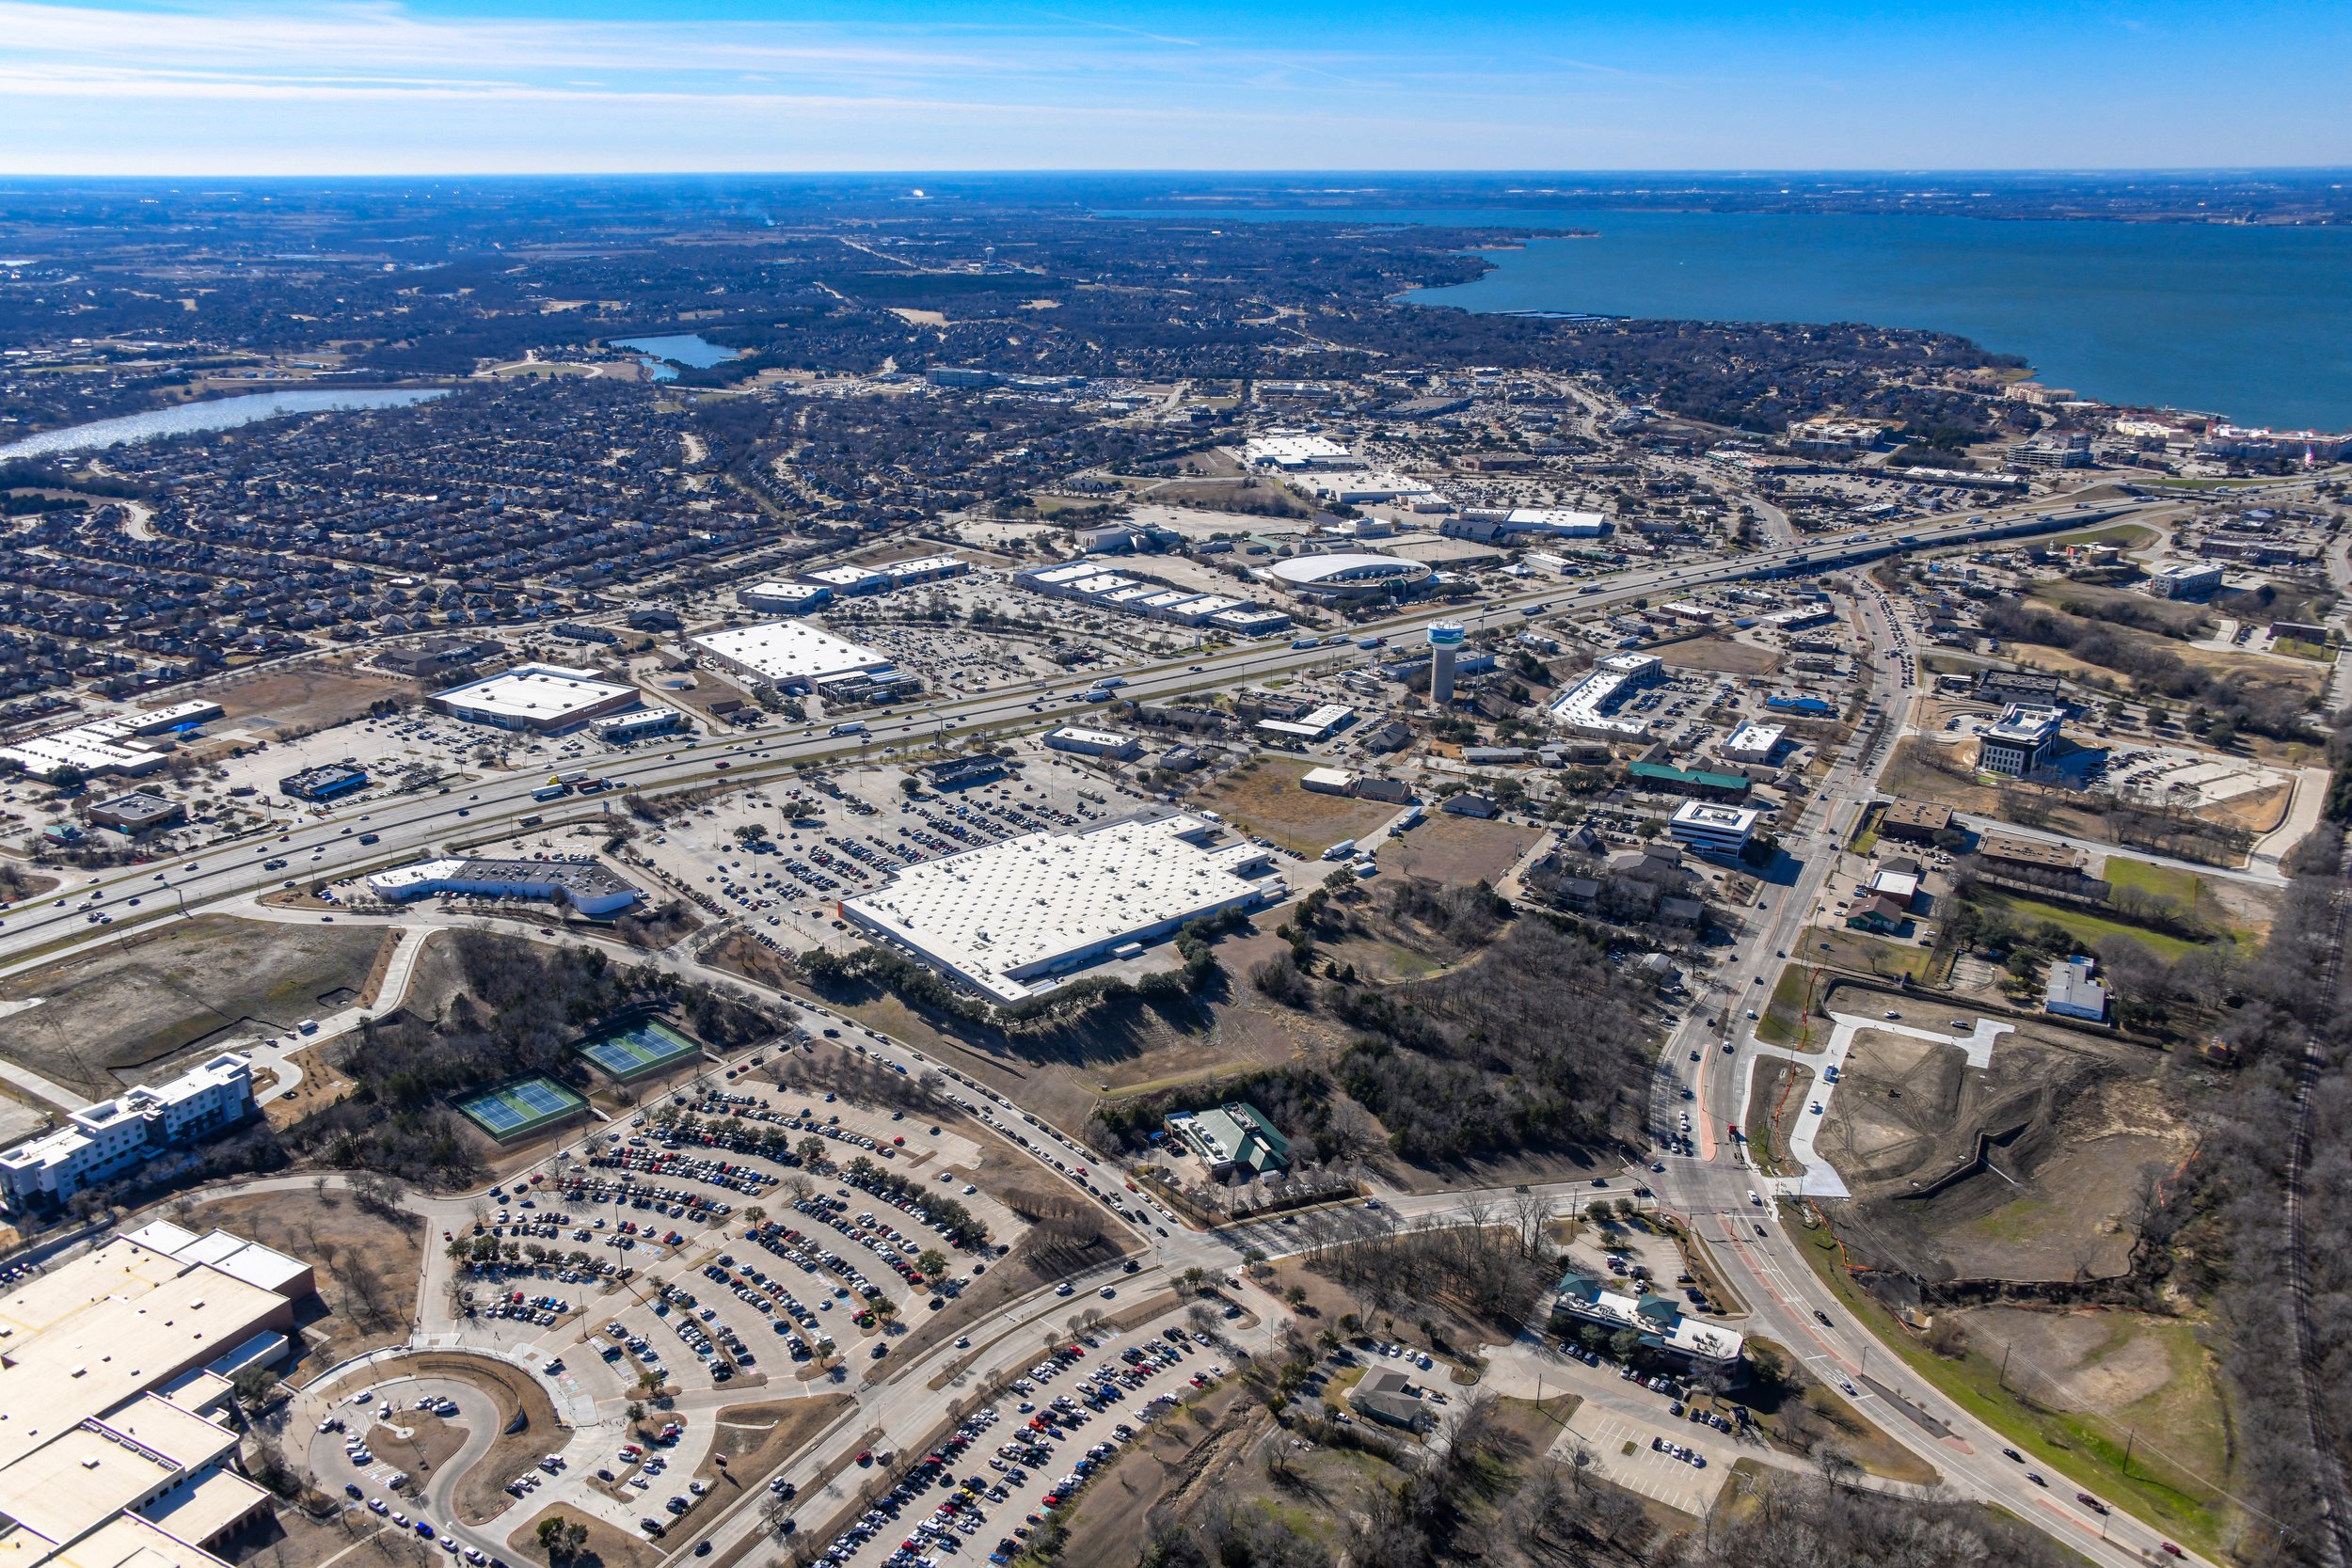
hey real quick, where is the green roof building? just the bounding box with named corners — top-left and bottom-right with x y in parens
top-left (1166, 1102), bottom-right (1291, 1178)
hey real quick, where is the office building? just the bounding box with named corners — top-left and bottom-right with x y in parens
top-left (1977, 704), bottom-right (2066, 777)
top-left (1879, 800), bottom-right (1954, 843)
top-left (1546, 653), bottom-right (1662, 739)
top-left (2148, 562), bottom-right (2226, 601)
top-left (1042, 726), bottom-right (1139, 761)
top-left (2045, 957), bottom-right (2109, 1022)
top-left (366, 857), bottom-right (643, 918)
top-left (1719, 721), bottom-right (1786, 767)
top-left (0, 1226), bottom-right (317, 1568)
top-left (1667, 800), bottom-right (1761, 856)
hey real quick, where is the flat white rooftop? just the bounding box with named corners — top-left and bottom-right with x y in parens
top-left (805, 564), bottom-right (886, 589)
top-left (434, 663), bottom-right (636, 724)
top-left (1546, 652), bottom-right (1661, 736)
top-left (692, 620), bottom-right (891, 686)
top-left (1045, 726), bottom-right (1131, 751)
top-left (842, 814), bottom-right (1279, 1004)
top-left (1670, 800), bottom-right (1761, 837)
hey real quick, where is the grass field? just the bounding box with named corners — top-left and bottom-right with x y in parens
top-left (1756, 963), bottom-right (1818, 1048)
top-left (1193, 755), bottom-right (1399, 857)
top-left (1978, 891), bottom-right (2201, 960)
top-left (1805, 928), bottom-right (1939, 981)
top-left (2100, 856), bottom-right (2201, 906)
top-left (1790, 1214), bottom-right (2232, 1554)
top-left (0, 915), bottom-right (384, 1097)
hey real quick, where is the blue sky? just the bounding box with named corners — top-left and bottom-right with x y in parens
top-left (1, 0), bottom-right (2347, 175)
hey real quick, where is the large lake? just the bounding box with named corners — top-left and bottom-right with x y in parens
top-left (612, 333), bottom-right (739, 381)
top-left (1116, 207), bottom-right (2352, 431)
top-left (0, 387), bottom-right (446, 462)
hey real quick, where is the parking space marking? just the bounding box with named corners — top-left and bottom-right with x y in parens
top-left (1553, 1408), bottom-right (1727, 1517)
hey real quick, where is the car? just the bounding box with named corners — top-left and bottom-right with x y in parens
top-left (2002, 1448), bottom-right (2023, 1463)
top-left (2161, 1545), bottom-right (2185, 1559)
top-left (871, 1343), bottom-right (889, 1359)
top-left (1883, 1009), bottom-right (1900, 1020)
top-left (2025, 1472), bottom-right (2046, 1487)
top-left (2075, 1493), bottom-right (2108, 1514)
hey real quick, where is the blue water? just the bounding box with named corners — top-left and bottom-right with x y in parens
top-left (1110, 207), bottom-right (2352, 430)
top-left (0, 387), bottom-right (447, 461)
top-left (612, 333), bottom-right (739, 381)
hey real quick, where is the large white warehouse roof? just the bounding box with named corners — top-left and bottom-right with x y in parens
top-left (693, 619), bottom-right (892, 687)
top-left (842, 813), bottom-right (1279, 1004)
top-left (1261, 553), bottom-right (1433, 590)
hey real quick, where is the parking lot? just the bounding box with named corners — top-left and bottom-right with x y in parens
top-left (821, 1314), bottom-right (1223, 1568)
top-left (624, 746), bottom-right (1173, 959)
top-left (1551, 1403), bottom-right (1727, 1517)
top-left (308, 1374), bottom-right (506, 1554)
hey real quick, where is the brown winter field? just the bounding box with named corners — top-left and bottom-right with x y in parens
top-left (0, 915), bottom-right (384, 1096)
top-left (1194, 756), bottom-right (1400, 857)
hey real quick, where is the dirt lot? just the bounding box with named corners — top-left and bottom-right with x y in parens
top-left (1817, 1022), bottom-right (2191, 1283)
top-left (698, 1395), bottom-right (851, 1485)
top-left (178, 1184), bottom-right (424, 1367)
top-left (0, 915), bottom-right (384, 1096)
top-left (212, 660), bottom-right (427, 736)
top-left (1654, 636), bottom-right (1782, 677)
top-left (1383, 813), bottom-right (1534, 886)
top-left (509, 1502), bottom-right (659, 1568)
top-left (366, 1413), bottom-right (467, 1477)
top-left (1054, 1379), bottom-right (1260, 1568)
top-left (1194, 756), bottom-right (1400, 857)
top-left (814, 946), bottom-right (1327, 1133)
top-left (1952, 1307), bottom-right (2233, 1499)
top-left (227, 1509), bottom-right (437, 1568)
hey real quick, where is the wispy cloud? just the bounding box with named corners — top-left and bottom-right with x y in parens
top-left (0, 0), bottom-right (2336, 175)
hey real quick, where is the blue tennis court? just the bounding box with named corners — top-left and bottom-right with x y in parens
top-left (454, 1076), bottom-right (588, 1140)
top-left (576, 1019), bottom-right (702, 1081)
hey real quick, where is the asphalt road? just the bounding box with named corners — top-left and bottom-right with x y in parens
top-left (7, 481), bottom-right (2227, 1567)
top-left (0, 490), bottom-right (2154, 981)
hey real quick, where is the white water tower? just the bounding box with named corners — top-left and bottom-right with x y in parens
top-left (1428, 620), bottom-right (1467, 704)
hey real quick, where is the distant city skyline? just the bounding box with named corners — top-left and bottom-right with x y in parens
top-left (0, 0), bottom-right (2347, 176)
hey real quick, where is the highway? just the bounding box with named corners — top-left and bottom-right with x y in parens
top-left (0, 488), bottom-right (2155, 982)
top-left (0, 478), bottom-right (2226, 1564)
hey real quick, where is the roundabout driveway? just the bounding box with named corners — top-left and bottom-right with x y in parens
top-left (302, 1373), bottom-right (516, 1565)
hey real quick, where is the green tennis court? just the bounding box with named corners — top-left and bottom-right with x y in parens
top-left (454, 1076), bottom-right (588, 1141)
top-left (575, 1019), bottom-right (702, 1081)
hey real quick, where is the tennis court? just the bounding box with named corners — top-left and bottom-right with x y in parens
top-left (576, 1018), bottom-right (703, 1082)
top-left (454, 1076), bottom-right (588, 1141)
